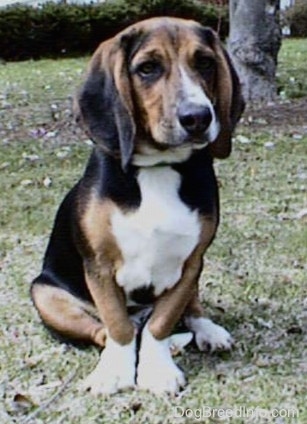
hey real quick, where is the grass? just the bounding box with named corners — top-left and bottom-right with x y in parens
top-left (0, 39), bottom-right (306, 424)
top-left (277, 38), bottom-right (307, 98)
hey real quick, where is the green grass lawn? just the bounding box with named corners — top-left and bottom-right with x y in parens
top-left (0, 39), bottom-right (306, 424)
top-left (277, 38), bottom-right (307, 98)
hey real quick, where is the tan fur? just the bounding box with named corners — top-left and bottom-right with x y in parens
top-left (31, 284), bottom-right (106, 346)
top-left (84, 269), bottom-right (135, 345)
top-left (148, 214), bottom-right (218, 340)
top-left (80, 193), bottom-right (135, 345)
top-left (81, 195), bottom-right (119, 261)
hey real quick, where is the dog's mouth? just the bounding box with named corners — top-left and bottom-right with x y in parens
top-left (132, 138), bottom-right (210, 167)
top-left (137, 128), bottom-right (213, 151)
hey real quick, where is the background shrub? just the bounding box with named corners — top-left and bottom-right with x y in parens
top-left (285, 0), bottom-right (307, 37)
top-left (0, 0), bottom-right (228, 61)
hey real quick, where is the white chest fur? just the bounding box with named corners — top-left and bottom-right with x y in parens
top-left (111, 167), bottom-right (201, 297)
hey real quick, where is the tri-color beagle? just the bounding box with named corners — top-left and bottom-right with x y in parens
top-left (31, 17), bottom-right (244, 395)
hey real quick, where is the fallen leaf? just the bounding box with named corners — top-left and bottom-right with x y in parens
top-left (11, 393), bottom-right (35, 412)
top-left (20, 179), bottom-right (33, 187)
top-left (296, 208), bottom-right (307, 221)
top-left (292, 133), bottom-right (303, 140)
top-left (236, 135), bottom-right (252, 144)
top-left (264, 141), bottom-right (275, 149)
top-left (22, 153), bottom-right (40, 162)
top-left (286, 326), bottom-right (303, 335)
top-left (43, 177), bottom-right (52, 187)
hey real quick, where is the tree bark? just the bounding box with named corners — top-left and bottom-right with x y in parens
top-left (228, 0), bottom-right (281, 103)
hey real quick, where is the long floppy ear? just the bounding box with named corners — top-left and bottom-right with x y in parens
top-left (75, 35), bottom-right (136, 171)
top-left (208, 31), bottom-right (245, 159)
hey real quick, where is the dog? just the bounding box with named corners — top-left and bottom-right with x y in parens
top-left (30, 17), bottom-right (244, 395)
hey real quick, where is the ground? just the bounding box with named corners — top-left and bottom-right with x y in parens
top-left (246, 96), bottom-right (307, 133)
top-left (0, 39), bottom-right (306, 423)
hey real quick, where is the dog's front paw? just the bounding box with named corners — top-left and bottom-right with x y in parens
top-left (81, 337), bottom-right (136, 395)
top-left (137, 326), bottom-right (186, 395)
top-left (138, 356), bottom-right (186, 395)
top-left (186, 317), bottom-right (233, 352)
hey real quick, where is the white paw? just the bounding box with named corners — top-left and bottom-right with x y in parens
top-left (137, 325), bottom-right (186, 395)
top-left (81, 336), bottom-right (136, 395)
top-left (185, 317), bottom-right (233, 352)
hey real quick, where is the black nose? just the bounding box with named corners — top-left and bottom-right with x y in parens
top-left (178, 105), bottom-right (212, 135)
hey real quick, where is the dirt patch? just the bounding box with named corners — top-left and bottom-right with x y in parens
top-left (1, 94), bottom-right (306, 147)
top-left (0, 98), bottom-right (85, 147)
top-left (242, 96), bottom-right (307, 135)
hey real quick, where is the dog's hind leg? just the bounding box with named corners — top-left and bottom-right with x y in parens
top-left (31, 282), bottom-right (106, 347)
top-left (184, 294), bottom-right (233, 352)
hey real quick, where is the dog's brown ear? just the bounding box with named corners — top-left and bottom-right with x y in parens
top-left (207, 30), bottom-right (245, 159)
top-left (75, 35), bottom-right (136, 171)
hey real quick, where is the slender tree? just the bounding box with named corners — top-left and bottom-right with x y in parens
top-left (228, 0), bottom-right (281, 102)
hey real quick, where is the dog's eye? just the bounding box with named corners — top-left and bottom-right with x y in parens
top-left (194, 54), bottom-right (216, 76)
top-left (136, 61), bottom-right (162, 78)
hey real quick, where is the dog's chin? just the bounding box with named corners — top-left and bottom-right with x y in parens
top-left (139, 131), bottom-right (211, 152)
top-left (161, 139), bottom-right (209, 151)
top-left (132, 135), bottom-right (210, 167)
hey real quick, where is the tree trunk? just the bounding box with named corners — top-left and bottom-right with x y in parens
top-left (228, 0), bottom-right (281, 103)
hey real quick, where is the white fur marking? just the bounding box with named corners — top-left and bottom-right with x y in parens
top-left (111, 167), bottom-right (200, 297)
top-left (81, 335), bottom-right (136, 395)
top-left (185, 316), bottom-right (233, 352)
top-left (132, 144), bottom-right (193, 167)
top-left (179, 67), bottom-right (220, 142)
top-left (137, 325), bottom-right (186, 394)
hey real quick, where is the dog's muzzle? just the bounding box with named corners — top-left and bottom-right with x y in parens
top-left (178, 104), bottom-right (212, 137)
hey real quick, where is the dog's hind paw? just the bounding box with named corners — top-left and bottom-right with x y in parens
top-left (185, 317), bottom-right (233, 352)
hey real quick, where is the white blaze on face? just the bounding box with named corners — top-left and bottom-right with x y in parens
top-left (178, 66), bottom-right (220, 142)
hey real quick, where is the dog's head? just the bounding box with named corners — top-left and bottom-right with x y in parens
top-left (76, 17), bottom-right (244, 170)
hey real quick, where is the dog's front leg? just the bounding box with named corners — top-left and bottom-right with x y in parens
top-left (137, 251), bottom-right (203, 395)
top-left (81, 261), bottom-right (136, 395)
